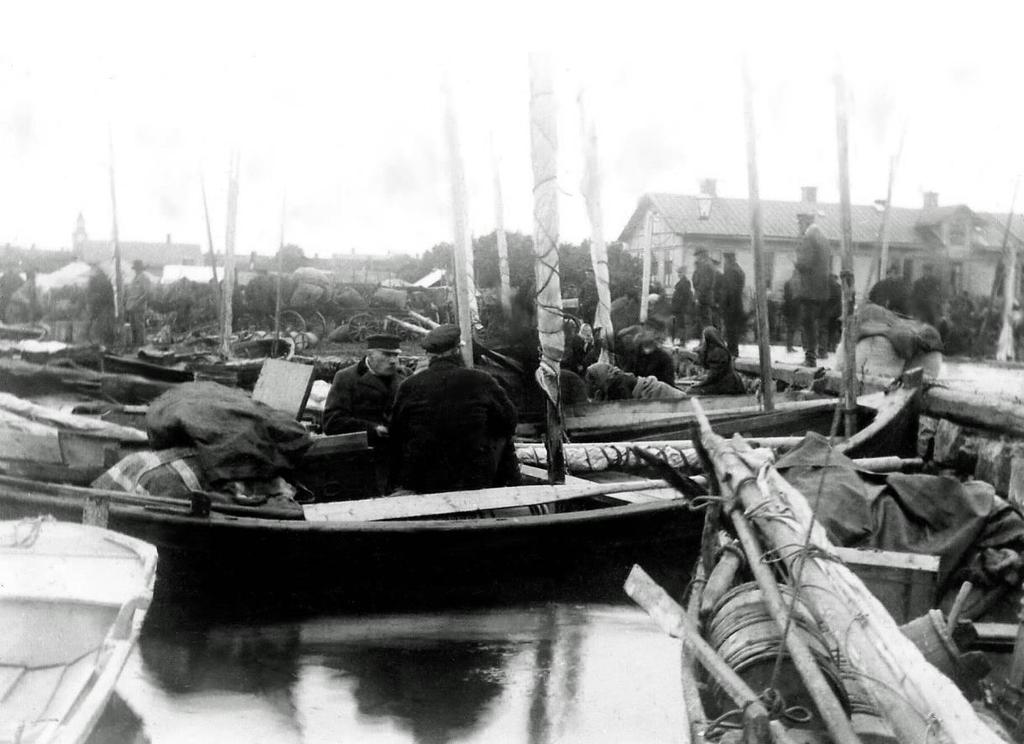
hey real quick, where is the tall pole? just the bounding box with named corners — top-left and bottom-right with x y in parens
top-left (835, 69), bottom-right (858, 438)
top-left (638, 210), bottom-right (653, 323)
top-left (997, 179), bottom-right (1022, 361)
top-left (529, 53), bottom-right (565, 484)
top-left (578, 88), bottom-right (614, 360)
top-left (491, 136), bottom-right (512, 318)
top-left (200, 174), bottom-right (222, 319)
top-left (108, 130), bottom-right (123, 326)
top-left (441, 77), bottom-right (476, 368)
top-left (871, 128), bottom-right (906, 287)
top-left (741, 60), bottom-right (774, 412)
top-left (219, 153), bottom-right (240, 359)
top-left (978, 179), bottom-right (1020, 354)
top-left (273, 193), bottom-right (285, 357)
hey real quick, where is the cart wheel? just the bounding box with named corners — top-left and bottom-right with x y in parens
top-left (347, 312), bottom-right (376, 342)
top-left (290, 331), bottom-right (310, 352)
top-left (308, 311), bottom-right (328, 339)
top-left (280, 310), bottom-right (307, 335)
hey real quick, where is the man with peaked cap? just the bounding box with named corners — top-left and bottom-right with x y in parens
top-left (692, 248), bottom-right (720, 330)
top-left (388, 324), bottom-right (519, 494)
top-left (793, 211), bottom-right (831, 366)
top-left (323, 333), bottom-right (407, 438)
top-left (123, 259), bottom-right (152, 348)
top-left (719, 252), bottom-right (746, 357)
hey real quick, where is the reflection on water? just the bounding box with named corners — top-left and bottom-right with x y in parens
top-left (110, 604), bottom-right (685, 743)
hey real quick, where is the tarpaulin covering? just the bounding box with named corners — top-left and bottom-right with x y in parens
top-left (146, 382), bottom-right (311, 484)
top-left (853, 302), bottom-right (944, 358)
top-left (777, 433), bottom-right (1024, 594)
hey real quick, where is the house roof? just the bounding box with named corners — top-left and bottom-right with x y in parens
top-left (79, 240), bottom-right (202, 267)
top-left (618, 193), bottom-right (1024, 250)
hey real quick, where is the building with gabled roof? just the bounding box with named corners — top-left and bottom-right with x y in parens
top-left (73, 213), bottom-right (202, 268)
top-left (617, 181), bottom-right (1023, 299)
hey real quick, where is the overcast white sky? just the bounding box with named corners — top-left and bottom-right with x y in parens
top-left (1, 0), bottom-right (1023, 257)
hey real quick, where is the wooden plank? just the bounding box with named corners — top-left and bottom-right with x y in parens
top-left (304, 432), bottom-right (370, 457)
top-left (302, 478), bottom-right (670, 522)
top-left (251, 359), bottom-right (315, 419)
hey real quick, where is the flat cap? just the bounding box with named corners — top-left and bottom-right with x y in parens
top-left (421, 323), bottom-right (461, 353)
top-left (366, 334), bottom-right (401, 351)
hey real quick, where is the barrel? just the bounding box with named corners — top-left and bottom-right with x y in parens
top-left (703, 582), bottom-right (849, 725)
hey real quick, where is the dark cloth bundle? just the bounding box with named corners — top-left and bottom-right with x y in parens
top-left (777, 433), bottom-right (1024, 595)
top-left (146, 381), bottom-right (311, 484)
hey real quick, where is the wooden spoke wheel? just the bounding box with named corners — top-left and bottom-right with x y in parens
top-left (307, 311), bottom-right (328, 339)
top-left (346, 312), bottom-right (384, 342)
top-left (279, 310), bottom-right (307, 335)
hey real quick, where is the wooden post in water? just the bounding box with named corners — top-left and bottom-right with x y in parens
top-left (273, 194), bottom-right (285, 357)
top-left (579, 88), bottom-right (615, 360)
top-left (442, 77), bottom-right (476, 368)
top-left (491, 137), bottom-right (512, 319)
top-left (219, 153), bottom-right (240, 359)
top-left (529, 53), bottom-right (566, 484)
top-left (639, 211), bottom-right (653, 324)
top-left (108, 131), bottom-right (123, 327)
top-left (834, 70), bottom-right (858, 437)
top-left (741, 60), bottom-right (774, 412)
top-left (200, 175), bottom-right (222, 318)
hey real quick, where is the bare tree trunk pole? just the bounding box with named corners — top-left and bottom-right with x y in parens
top-left (834, 70), bottom-right (858, 438)
top-left (273, 194), bottom-right (285, 357)
top-left (108, 131), bottom-right (123, 326)
top-left (639, 211), bottom-right (653, 324)
top-left (741, 59), bottom-right (775, 412)
top-left (219, 153), bottom-right (240, 359)
top-left (441, 77), bottom-right (476, 368)
top-left (997, 179), bottom-right (1022, 361)
top-left (578, 88), bottom-right (615, 361)
top-left (491, 136), bottom-right (512, 319)
top-left (529, 53), bottom-right (565, 484)
top-left (200, 174), bottom-right (222, 319)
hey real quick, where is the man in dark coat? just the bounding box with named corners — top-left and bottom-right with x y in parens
top-left (868, 266), bottom-right (911, 315)
top-left (692, 249), bottom-right (720, 330)
top-left (670, 266), bottom-right (693, 344)
top-left (630, 329), bottom-right (676, 385)
top-left (910, 264), bottom-right (945, 328)
top-left (323, 334), bottom-right (406, 438)
top-left (690, 326), bottom-right (746, 395)
top-left (389, 324), bottom-right (519, 494)
top-left (719, 252), bottom-right (746, 357)
top-left (793, 213), bottom-right (831, 366)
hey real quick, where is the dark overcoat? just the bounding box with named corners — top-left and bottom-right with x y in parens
top-left (719, 263), bottom-right (746, 321)
top-left (794, 224), bottom-right (831, 302)
top-left (389, 357), bottom-right (518, 494)
top-left (322, 359), bottom-right (406, 435)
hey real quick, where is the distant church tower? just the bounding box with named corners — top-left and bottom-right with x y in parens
top-left (72, 213), bottom-right (87, 257)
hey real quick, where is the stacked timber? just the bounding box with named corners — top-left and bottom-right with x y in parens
top-left (626, 398), bottom-right (1006, 744)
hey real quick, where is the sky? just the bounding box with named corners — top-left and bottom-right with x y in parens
top-left (1, 0), bottom-right (1024, 257)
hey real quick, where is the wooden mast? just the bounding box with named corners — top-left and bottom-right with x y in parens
top-left (219, 153), bottom-right (240, 359)
top-left (529, 53), bottom-right (566, 484)
top-left (273, 194), bottom-right (285, 357)
top-left (741, 59), bottom-right (774, 412)
top-left (441, 77), bottom-right (476, 368)
top-left (871, 129), bottom-right (906, 287)
top-left (107, 131), bottom-right (123, 327)
top-left (834, 69), bottom-right (858, 438)
top-left (200, 174), bottom-right (222, 319)
top-left (491, 136), bottom-right (512, 319)
top-left (997, 179), bottom-right (1022, 361)
top-left (638, 210), bottom-right (653, 323)
top-left (578, 88), bottom-right (614, 360)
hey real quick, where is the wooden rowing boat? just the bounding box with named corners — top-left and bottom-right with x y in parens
top-left (0, 518), bottom-right (156, 744)
top-left (0, 473), bottom-right (700, 610)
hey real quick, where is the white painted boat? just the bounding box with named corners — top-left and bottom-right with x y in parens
top-left (0, 518), bottom-right (157, 744)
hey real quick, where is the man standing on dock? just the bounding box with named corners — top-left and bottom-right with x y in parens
top-left (670, 265), bottom-right (693, 344)
top-left (793, 212), bottom-right (830, 367)
top-left (719, 252), bottom-right (746, 357)
top-left (389, 324), bottom-right (518, 494)
top-left (692, 249), bottom-right (720, 330)
top-left (123, 260), bottom-right (152, 348)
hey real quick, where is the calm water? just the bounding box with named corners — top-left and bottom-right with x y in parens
top-left (96, 604), bottom-right (687, 743)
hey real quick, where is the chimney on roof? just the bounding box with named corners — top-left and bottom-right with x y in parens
top-left (801, 186), bottom-right (817, 204)
top-left (698, 178), bottom-right (717, 197)
top-left (923, 191), bottom-right (939, 209)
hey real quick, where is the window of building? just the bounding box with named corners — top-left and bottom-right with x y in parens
top-left (949, 262), bottom-right (963, 294)
top-left (664, 256), bottom-right (673, 285)
top-left (948, 221), bottom-right (967, 246)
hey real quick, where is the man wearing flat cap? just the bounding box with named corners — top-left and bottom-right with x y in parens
top-left (388, 324), bottom-right (519, 494)
top-left (323, 334), bottom-right (407, 439)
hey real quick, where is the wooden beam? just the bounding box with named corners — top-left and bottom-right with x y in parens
top-left (302, 478), bottom-right (670, 522)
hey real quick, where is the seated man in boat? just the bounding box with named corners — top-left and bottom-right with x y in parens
top-left (323, 334), bottom-right (407, 441)
top-left (689, 326), bottom-right (746, 395)
top-left (585, 362), bottom-right (686, 401)
top-left (628, 329), bottom-right (676, 385)
top-left (388, 324), bottom-right (519, 494)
